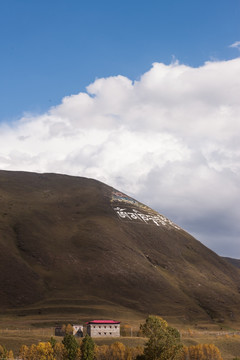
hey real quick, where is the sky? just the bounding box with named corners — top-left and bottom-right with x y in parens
top-left (0, 0), bottom-right (240, 258)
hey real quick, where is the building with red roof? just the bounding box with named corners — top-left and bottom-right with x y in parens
top-left (86, 320), bottom-right (120, 337)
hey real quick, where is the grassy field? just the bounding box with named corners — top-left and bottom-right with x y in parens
top-left (0, 314), bottom-right (240, 359)
top-left (1, 331), bottom-right (240, 359)
top-left (181, 330), bottom-right (240, 360)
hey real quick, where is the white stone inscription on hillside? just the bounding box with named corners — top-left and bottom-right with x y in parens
top-left (113, 207), bottom-right (180, 229)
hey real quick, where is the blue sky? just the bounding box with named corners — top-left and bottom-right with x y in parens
top-left (0, 0), bottom-right (239, 122)
top-left (0, 1), bottom-right (240, 257)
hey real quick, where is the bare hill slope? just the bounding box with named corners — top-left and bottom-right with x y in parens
top-left (0, 170), bottom-right (239, 323)
top-left (223, 257), bottom-right (240, 269)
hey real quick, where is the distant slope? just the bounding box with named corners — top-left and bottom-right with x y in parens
top-left (223, 257), bottom-right (240, 269)
top-left (0, 170), bottom-right (240, 323)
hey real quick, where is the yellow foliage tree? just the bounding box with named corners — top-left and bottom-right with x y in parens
top-left (0, 345), bottom-right (14, 360)
top-left (126, 346), bottom-right (144, 360)
top-left (19, 341), bottom-right (56, 360)
top-left (53, 342), bottom-right (67, 360)
top-left (65, 324), bottom-right (74, 335)
top-left (36, 342), bottom-right (55, 360)
top-left (109, 342), bottom-right (126, 360)
top-left (76, 347), bottom-right (82, 360)
top-left (19, 344), bottom-right (29, 360)
top-left (28, 344), bottom-right (38, 360)
top-left (181, 344), bottom-right (223, 360)
top-left (7, 350), bottom-right (14, 360)
top-left (121, 324), bottom-right (132, 337)
top-left (95, 343), bottom-right (144, 360)
top-left (95, 345), bottom-right (109, 360)
top-left (61, 324), bottom-right (66, 335)
top-left (0, 345), bottom-right (7, 359)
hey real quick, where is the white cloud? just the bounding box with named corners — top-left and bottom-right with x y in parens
top-left (1, 58), bottom-right (240, 257)
top-left (229, 41), bottom-right (240, 50)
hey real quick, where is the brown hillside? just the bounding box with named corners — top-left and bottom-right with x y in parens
top-left (223, 257), bottom-right (240, 269)
top-left (0, 170), bottom-right (239, 323)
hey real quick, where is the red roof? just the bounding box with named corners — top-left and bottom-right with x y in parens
top-left (86, 320), bottom-right (120, 324)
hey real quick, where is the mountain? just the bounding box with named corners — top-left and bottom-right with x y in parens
top-left (223, 257), bottom-right (240, 269)
top-left (0, 170), bottom-right (240, 324)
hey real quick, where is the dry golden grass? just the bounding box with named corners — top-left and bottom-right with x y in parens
top-left (0, 328), bottom-right (54, 354)
top-left (181, 329), bottom-right (240, 360)
top-left (1, 315), bottom-right (240, 359)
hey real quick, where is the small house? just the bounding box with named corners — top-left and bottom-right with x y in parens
top-left (55, 324), bottom-right (83, 337)
top-left (86, 320), bottom-right (120, 337)
top-left (73, 324), bottom-right (83, 337)
top-left (55, 326), bottom-right (65, 336)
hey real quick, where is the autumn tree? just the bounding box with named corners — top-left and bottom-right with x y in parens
top-left (80, 334), bottom-right (95, 360)
top-left (19, 342), bottom-right (55, 360)
top-left (0, 345), bottom-right (7, 360)
top-left (6, 350), bottom-right (14, 360)
top-left (26, 344), bottom-right (38, 360)
top-left (140, 315), bottom-right (183, 360)
top-left (121, 325), bottom-right (132, 337)
top-left (61, 324), bottom-right (66, 335)
top-left (36, 342), bottom-right (55, 360)
top-left (0, 345), bottom-right (14, 360)
top-left (53, 342), bottom-right (67, 360)
top-left (108, 342), bottom-right (126, 360)
top-left (181, 344), bottom-right (223, 360)
top-left (127, 346), bottom-right (144, 360)
top-left (66, 323), bottom-right (74, 335)
top-left (19, 344), bottom-right (29, 360)
top-left (95, 343), bottom-right (144, 360)
top-left (95, 344), bottom-right (109, 360)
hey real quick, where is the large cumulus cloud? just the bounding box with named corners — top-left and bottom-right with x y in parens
top-left (1, 58), bottom-right (240, 257)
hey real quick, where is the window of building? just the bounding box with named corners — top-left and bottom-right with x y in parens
top-left (99, 332), bottom-right (101, 335)
top-left (110, 332), bottom-right (112, 335)
top-left (115, 326), bottom-right (117, 328)
top-left (104, 326), bottom-right (106, 328)
top-left (110, 326), bottom-right (112, 328)
top-left (99, 326), bottom-right (101, 328)
top-left (104, 332), bottom-right (106, 335)
top-left (93, 326), bottom-right (95, 328)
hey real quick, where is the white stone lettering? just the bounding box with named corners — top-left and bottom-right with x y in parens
top-left (113, 207), bottom-right (180, 230)
top-left (114, 207), bottom-right (132, 220)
